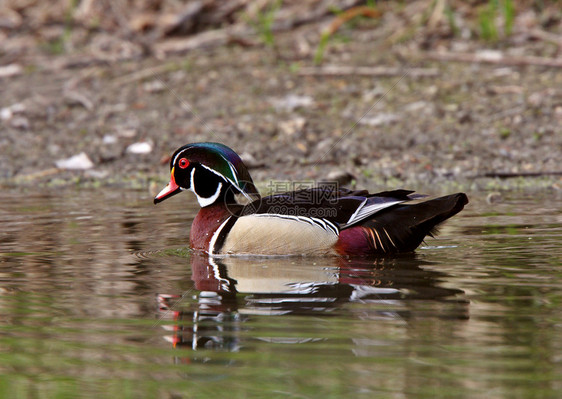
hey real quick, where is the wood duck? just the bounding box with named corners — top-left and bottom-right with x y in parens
top-left (154, 142), bottom-right (468, 256)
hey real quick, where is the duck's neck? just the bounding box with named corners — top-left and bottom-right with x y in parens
top-left (190, 203), bottom-right (233, 252)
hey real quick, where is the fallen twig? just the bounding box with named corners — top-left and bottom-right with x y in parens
top-left (14, 168), bottom-right (63, 182)
top-left (476, 171), bottom-right (562, 179)
top-left (425, 51), bottom-right (562, 68)
top-left (299, 65), bottom-right (439, 77)
top-left (324, 6), bottom-right (382, 36)
top-left (112, 63), bottom-right (182, 86)
top-left (524, 28), bottom-right (562, 47)
top-left (154, 25), bottom-right (250, 57)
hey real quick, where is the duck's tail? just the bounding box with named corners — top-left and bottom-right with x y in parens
top-left (337, 193), bottom-right (468, 255)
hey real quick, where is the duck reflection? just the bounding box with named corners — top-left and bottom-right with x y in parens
top-left (157, 254), bottom-right (468, 354)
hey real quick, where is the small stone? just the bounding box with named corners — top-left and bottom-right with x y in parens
top-left (64, 91), bottom-right (94, 110)
top-left (10, 116), bottom-right (29, 130)
top-left (476, 50), bottom-right (503, 61)
top-left (296, 141), bottom-right (308, 153)
top-left (359, 113), bottom-right (399, 127)
top-left (493, 68), bottom-right (513, 77)
top-left (1, 102), bottom-right (26, 120)
top-left (527, 92), bottom-right (543, 107)
top-left (272, 95), bottom-right (314, 112)
top-left (55, 152), bottom-right (94, 170)
top-left (118, 128), bottom-right (138, 138)
top-left (0, 64), bottom-right (22, 78)
top-left (404, 101), bottom-right (433, 115)
top-left (326, 170), bottom-right (355, 186)
top-left (102, 134), bottom-right (117, 145)
top-left (486, 192), bottom-right (503, 204)
top-left (362, 86), bottom-right (385, 101)
top-left (85, 169), bottom-right (109, 179)
top-left (240, 152), bottom-right (260, 168)
top-left (0, 107), bottom-right (12, 120)
top-left (279, 117), bottom-right (306, 136)
top-left (457, 111), bottom-right (471, 124)
top-left (444, 104), bottom-right (459, 112)
top-left (143, 80), bottom-right (165, 93)
top-left (126, 141), bottom-right (153, 154)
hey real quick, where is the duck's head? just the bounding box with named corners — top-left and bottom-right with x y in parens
top-left (154, 142), bottom-right (259, 207)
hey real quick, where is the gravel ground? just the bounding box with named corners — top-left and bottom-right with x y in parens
top-left (1, 1), bottom-right (561, 194)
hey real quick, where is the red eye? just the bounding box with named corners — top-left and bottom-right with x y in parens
top-left (178, 158), bottom-right (189, 169)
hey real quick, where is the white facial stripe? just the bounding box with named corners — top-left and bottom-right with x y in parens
top-left (221, 159), bottom-right (255, 202)
top-left (200, 163), bottom-right (252, 200)
top-left (200, 163), bottom-right (228, 180)
top-left (189, 167), bottom-right (196, 193)
top-left (172, 148), bottom-right (189, 168)
top-left (225, 158), bottom-right (238, 183)
top-left (197, 182), bottom-right (222, 207)
top-left (190, 167), bottom-right (223, 207)
top-left (175, 150), bottom-right (252, 200)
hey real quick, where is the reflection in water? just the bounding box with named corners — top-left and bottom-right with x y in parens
top-left (158, 254), bottom-right (468, 355)
top-left (1, 189), bottom-right (560, 398)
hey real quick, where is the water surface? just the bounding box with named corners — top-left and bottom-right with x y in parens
top-left (0, 188), bottom-right (560, 398)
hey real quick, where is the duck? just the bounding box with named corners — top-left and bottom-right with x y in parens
top-left (154, 142), bottom-right (468, 256)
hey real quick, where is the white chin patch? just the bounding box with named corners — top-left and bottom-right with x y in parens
top-left (194, 182), bottom-right (223, 207)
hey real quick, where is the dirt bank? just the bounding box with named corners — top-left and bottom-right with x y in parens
top-left (1, 1), bottom-right (561, 194)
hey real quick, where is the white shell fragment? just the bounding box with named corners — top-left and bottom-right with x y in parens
top-left (272, 95), bottom-right (314, 112)
top-left (126, 141), bottom-right (153, 154)
top-left (1, 102), bottom-right (26, 120)
top-left (55, 152), bottom-right (94, 170)
top-left (0, 64), bottom-right (22, 78)
top-left (359, 113), bottom-right (400, 127)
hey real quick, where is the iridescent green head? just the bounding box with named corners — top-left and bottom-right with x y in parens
top-left (154, 142), bottom-right (259, 207)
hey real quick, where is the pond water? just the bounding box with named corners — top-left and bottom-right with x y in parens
top-left (0, 188), bottom-right (561, 398)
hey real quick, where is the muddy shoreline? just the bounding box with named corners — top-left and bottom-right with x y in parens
top-left (1, 1), bottom-right (561, 194)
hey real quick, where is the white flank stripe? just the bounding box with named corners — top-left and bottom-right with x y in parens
top-left (252, 214), bottom-right (339, 237)
top-left (208, 216), bottom-right (232, 255)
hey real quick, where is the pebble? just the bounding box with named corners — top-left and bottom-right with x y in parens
top-left (102, 134), bottom-right (118, 145)
top-left (240, 152), bottom-right (259, 168)
top-left (527, 92), bottom-right (543, 107)
top-left (126, 141), bottom-right (153, 154)
top-left (476, 49), bottom-right (503, 61)
top-left (486, 192), bottom-right (503, 204)
top-left (118, 128), bottom-right (138, 138)
top-left (272, 95), bottom-right (314, 112)
top-left (1, 102), bottom-right (26, 120)
top-left (10, 116), bottom-right (29, 130)
top-left (55, 152), bottom-right (94, 170)
top-left (0, 64), bottom-right (22, 78)
top-left (493, 67), bottom-right (513, 77)
top-left (0, 108), bottom-right (12, 120)
top-left (404, 101), bottom-right (433, 115)
top-left (359, 113), bottom-right (399, 127)
top-left (143, 80), bottom-right (166, 93)
top-left (85, 169), bottom-right (109, 179)
top-left (326, 170), bottom-right (355, 186)
top-left (64, 91), bottom-right (94, 110)
top-left (279, 117), bottom-right (306, 136)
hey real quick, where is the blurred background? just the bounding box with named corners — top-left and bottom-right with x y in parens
top-left (1, 3), bottom-right (562, 398)
top-left (1, 0), bottom-right (561, 191)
